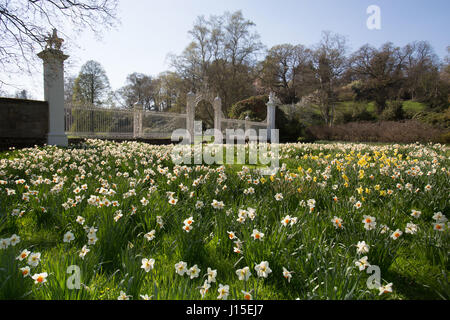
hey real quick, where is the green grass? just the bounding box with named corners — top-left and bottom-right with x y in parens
top-left (403, 101), bottom-right (427, 113)
top-left (332, 100), bottom-right (426, 119)
top-left (0, 140), bottom-right (448, 300)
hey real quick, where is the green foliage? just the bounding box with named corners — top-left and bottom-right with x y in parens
top-left (413, 108), bottom-right (450, 129)
top-left (276, 106), bottom-right (309, 143)
top-left (0, 247), bottom-right (32, 299)
top-left (229, 95), bottom-right (268, 121)
top-left (438, 131), bottom-right (450, 144)
top-left (308, 120), bottom-right (445, 143)
top-left (402, 101), bottom-right (426, 114)
top-left (339, 102), bottom-right (377, 123)
top-left (380, 101), bottom-right (405, 121)
top-left (423, 81), bottom-right (450, 112)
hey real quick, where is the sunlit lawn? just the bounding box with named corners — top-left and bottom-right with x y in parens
top-left (0, 140), bottom-right (448, 300)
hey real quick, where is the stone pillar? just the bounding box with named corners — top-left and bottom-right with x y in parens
top-left (186, 92), bottom-right (195, 144)
top-left (37, 30), bottom-right (69, 147)
top-left (133, 104), bottom-right (143, 139)
top-left (245, 115), bottom-right (250, 133)
top-left (266, 92), bottom-right (277, 143)
top-left (213, 96), bottom-right (222, 143)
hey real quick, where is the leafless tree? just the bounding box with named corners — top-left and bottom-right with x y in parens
top-left (169, 10), bottom-right (265, 115)
top-left (0, 0), bottom-right (119, 86)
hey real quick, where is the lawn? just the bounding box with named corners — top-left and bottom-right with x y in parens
top-left (334, 100), bottom-right (427, 118)
top-left (0, 139), bottom-right (448, 300)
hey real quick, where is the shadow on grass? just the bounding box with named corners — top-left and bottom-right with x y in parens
top-left (384, 269), bottom-right (442, 300)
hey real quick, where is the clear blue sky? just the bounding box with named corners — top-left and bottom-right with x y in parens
top-left (5, 0), bottom-right (450, 99)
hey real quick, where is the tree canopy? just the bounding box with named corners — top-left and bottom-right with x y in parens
top-left (72, 60), bottom-right (110, 107)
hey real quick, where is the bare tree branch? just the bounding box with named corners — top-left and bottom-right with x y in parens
top-left (0, 0), bottom-right (119, 86)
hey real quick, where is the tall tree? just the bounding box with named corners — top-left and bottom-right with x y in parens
top-left (64, 75), bottom-right (76, 105)
top-left (153, 71), bottom-right (187, 113)
top-left (170, 10), bottom-right (264, 115)
top-left (305, 31), bottom-right (348, 126)
top-left (441, 46), bottom-right (450, 85)
top-left (349, 42), bottom-right (407, 114)
top-left (72, 60), bottom-right (110, 107)
top-left (118, 73), bottom-right (154, 110)
top-left (403, 41), bottom-right (441, 101)
top-left (260, 44), bottom-right (311, 103)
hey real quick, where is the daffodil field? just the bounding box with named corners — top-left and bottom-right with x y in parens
top-left (0, 139), bottom-right (449, 300)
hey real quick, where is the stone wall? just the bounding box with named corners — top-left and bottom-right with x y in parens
top-left (0, 98), bottom-right (49, 151)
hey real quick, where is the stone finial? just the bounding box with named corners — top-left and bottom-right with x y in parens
top-left (268, 91), bottom-right (275, 104)
top-left (44, 28), bottom-right (64, 51)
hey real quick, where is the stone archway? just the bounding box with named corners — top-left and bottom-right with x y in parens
top-left (194, 97), bottom-right (215, 129)
top-left (186, 91), bottom-right (223, 143)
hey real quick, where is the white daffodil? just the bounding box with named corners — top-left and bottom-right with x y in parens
top-left (206, 267), bottom-right (217, 283)
top-left (79, 245), bottom-right (90, 260)
top-left (282, 267), bottom-right (294, 283)
top-left (362, 215), bottom-right (377, 230)
top-left (236, 267), bottom-right (251, 281)
top-left (20, 266), bottom-right (31, 277)
top-left (242, 290), bottom-right (253, 300)
top-left (63, 231), bottom-right (75, 243)
top-left (255, 261), bottom-right (272, 278)
top-left (410, 210), bottom-right (422, 219)
top-left (217, 284), bottom-right (229, 300)
top-left (433, 212), bottom-right (447, 223)
top-left (0, 238), bottom-right (10, 249)
top-left (76, 216), bottom-right (85, 225)
top-left (144, 230), bottom-right (156, 241)
top-left (227, 231), bottom-right (237, 240)
top-left (356, 241), bottom-right (370, 254)
top-left (281, 215), bottom-right (291, 227)
top-left (391, 229), bottom-right (403, 240)
top-left (332, 217), bottom-right (344, 229)
top-left (405, 223), bottom-right (418, 235)
top-left (378, 283), bottom-right (393, 295)
top-left (140, 197), bottom-right (149, 206)
top-left (175, 261), bottom-right (187, 276)
top-left (251, 229), bottom-right (264, 241)
top-left (9, 234), bottom-right (20, 246)
top-left (355, 256), bottom-right (370, 271)
top-left (211, 199), bottom-right (224, 209)
top-left (27, 252), bottom-right (41, 267)
top-left (199, 280), bottom-right (211, 298)
top-left (87, 234), bottom-right (98, 245)
top-left (141, 258), bottom-right (155, 272)
top-left (16, 249), bottom-right (30, 261)
top-left (187, 264), bottom-right (200, 279)
top-left (118, 291), bottom-right (131, 300)
top-left (183, 217), bottom-right (194, 226)
top-left (31, 272), bottom-right (48, 284)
